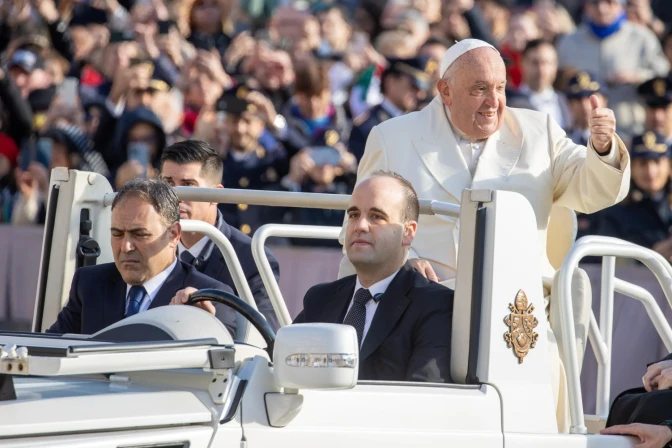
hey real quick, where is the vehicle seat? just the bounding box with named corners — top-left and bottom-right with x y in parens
top-left (91, 305), bottom-right (234, 345)
top-left (546, 205), bottom-right (590, 371)
top-left (450, 203), bottom-right (590, 384)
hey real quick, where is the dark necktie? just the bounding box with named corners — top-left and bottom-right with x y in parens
top-left (180, 250), bottom-right (195, 265)
top-left (126, 285), bottom-right (147, 317)
top-left (343, 288), bottom-right (373, 347)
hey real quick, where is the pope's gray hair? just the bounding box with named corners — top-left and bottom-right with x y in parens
top-left (442, 63), bottom-right (460, 84)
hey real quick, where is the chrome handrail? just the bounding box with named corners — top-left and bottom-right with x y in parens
top-left (252, 225), bottom-right (342, 327)
top-left (559, 236), bottom-right (672, 432)
top-left (102, 187), bottom-right (462, 218)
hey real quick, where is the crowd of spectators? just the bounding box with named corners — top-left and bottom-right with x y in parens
top-left (0, 0), bottom-right (671, 252)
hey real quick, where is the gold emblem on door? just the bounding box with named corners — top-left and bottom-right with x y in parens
top-left (504, 290), bottom-right (539, 363)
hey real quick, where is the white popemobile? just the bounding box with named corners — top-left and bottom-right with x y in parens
top-left (0, 168), bottom-right (671, 447)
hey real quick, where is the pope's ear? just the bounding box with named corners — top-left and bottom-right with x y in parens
top-left (437, 79), bottom-right (451, 106)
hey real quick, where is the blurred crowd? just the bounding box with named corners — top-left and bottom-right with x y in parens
top-left (0, 0), bottom-right (671, 252)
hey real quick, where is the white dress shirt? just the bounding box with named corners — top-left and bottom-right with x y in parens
top-left (380, 98), bottom-right (404, 118)
top-left (178, 236), bottom-right (209, 260)
top-left (345, 269), bottom-right (400, 346)
top-left (444, 106), bottom-right (486, 176)
top-left (125, 258), bottom-right (177, 314)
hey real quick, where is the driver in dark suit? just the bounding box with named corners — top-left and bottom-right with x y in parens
top-left (293, 170), bottom-right (454, 383)
top-left (47, 178), bottom-right (238, 336)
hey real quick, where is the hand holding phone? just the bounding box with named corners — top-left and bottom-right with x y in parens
top-left (309, 146), bottom-right (341, 166)
top-left (127, 142), bottom-right (150, 178)
top-left (58, 77), bottom-right (79, 109)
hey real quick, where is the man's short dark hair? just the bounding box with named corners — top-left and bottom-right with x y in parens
top-left (294, 59), bottom-right (331, 96)
top-left (112, 178), bottom-right (180, 227)
top-left (369, 170), bottom-right (419, 222)
top-left (522, 39), bottom-right (556, 58)
top-left (160, 140), bottom-right (224, 185)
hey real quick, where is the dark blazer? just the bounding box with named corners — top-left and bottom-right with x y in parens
top-left (192, 212), bottom-right (281, 331)
top-left (47, 260), bottom-right (237, 336)
top-left (293, 263), bottom-right (453, 383)
top-left (606, 352), bottom-right (672, 427)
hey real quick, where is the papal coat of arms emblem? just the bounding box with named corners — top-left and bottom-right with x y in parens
top-left (503, 290), bottom-right (539, 363)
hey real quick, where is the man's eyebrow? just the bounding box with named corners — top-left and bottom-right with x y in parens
top-left (110, 227), bottom-right (148, 233)
top-left (346, 206), bottom-right (360, 213)
top-left (369, 207), bottom-right (389, 218)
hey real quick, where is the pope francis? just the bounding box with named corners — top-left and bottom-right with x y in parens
top-left (338, 39), bottom-right (631, 432)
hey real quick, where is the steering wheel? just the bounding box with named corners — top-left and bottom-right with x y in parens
top-left (187, 289), bottom-right (276, 358)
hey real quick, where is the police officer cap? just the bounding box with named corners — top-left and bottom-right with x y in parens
top-left (383, 57), bottom-right (432, 91)
top-left (215, 85), bottom-right (262, 115)
top-left (565, 71), bottom-right (605, 100)
top-left (314, 128), bottom-right (342, 147)
top-left (637, 76), bottom-right (672, 108)
top-left (630, 131), bottom-right (671, 160)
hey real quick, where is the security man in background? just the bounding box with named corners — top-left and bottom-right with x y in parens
top-left (563, 71), bottom-right (610, 242)
top-left (348, 57), bottom-right (431, 162)
top-left (214, 85), bottom-right (289, 236)
top-left (637, 76), bottom-right (672, 145)
top-left (594, 131), bottom-right (672, 256)
top-left (565, 71), bottom-right (609, 147)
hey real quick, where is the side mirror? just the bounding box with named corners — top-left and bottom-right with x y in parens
top-left (273, 323), bottom-right (359, 390)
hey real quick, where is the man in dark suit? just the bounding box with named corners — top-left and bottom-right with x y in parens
top-left (348, 58), bottom-right (431, 162)
top-left (160, 140), bottom-right (281, 330)
top-left (294, 170), bottom-right (453, 383)
top-left (599, 352), bottom-right (672, 446)
top-left (48, 178), bottom-right (238, 336)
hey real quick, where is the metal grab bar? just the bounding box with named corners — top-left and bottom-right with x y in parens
top-left (588, 276), bottom-right (672, 418)
top-left (180, 220), bottom-right (257, 311)
top-left (252, 225), bottom-right (342, 327)
top-left (559, 236), bottom-right (672, 433)
top-left (102, 187), bottom-right (462, 218)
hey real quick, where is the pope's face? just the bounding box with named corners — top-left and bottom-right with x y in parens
top-left (439, 48), bottom-right (507, 140)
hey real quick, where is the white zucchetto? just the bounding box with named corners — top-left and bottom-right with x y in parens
top-left (440, 39), bottom-right (499, 78)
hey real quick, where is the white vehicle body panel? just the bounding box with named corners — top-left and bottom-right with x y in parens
top-left (0, 426), bottom-right (215, 448)
top-left (4, 379), bottom-right (211, 437)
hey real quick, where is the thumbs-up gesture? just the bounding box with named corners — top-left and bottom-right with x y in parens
top-left (588, 94), bottom-right (616, 154)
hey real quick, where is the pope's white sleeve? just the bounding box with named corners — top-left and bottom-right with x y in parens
top-left (550, 115), bottom-right (630, 214)
top-left (591, 136), bottom-right (621, 169)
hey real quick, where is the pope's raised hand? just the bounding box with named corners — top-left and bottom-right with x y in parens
top-left (588, 94), bottom-right (616, 154)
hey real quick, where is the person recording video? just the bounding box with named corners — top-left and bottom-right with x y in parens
top-left (280, 128), bottom-right (357, 247)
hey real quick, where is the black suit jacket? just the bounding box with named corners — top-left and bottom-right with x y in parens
top-left (294, 263), bottom-right (453, 383)
top-left (189, 212), bottom-right (281, 331)
top-left (47, 260), bottom-right (237, 336)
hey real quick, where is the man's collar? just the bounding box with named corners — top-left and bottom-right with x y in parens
top-left (126, 257), bottom-right (178, 299)
top-left (355, 269), bottom-right (400, 302)
top-left (381, 98), bottom-right (404, 118)
top-left (519, 84), bottom-right (558, 101)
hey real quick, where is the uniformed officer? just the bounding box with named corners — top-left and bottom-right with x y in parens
top-left (565, 71), bottom-right (608, 147)
top-left (637, 76), bottom-right (672, 145)
top-left (348, 57), bottom-right (431, 161)
top-left (561, 71), bottom-right (610, 245)
top-left (214, 85), bottom-right (289, 235)
top-left (594, 131), bottom-right (672, 255)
